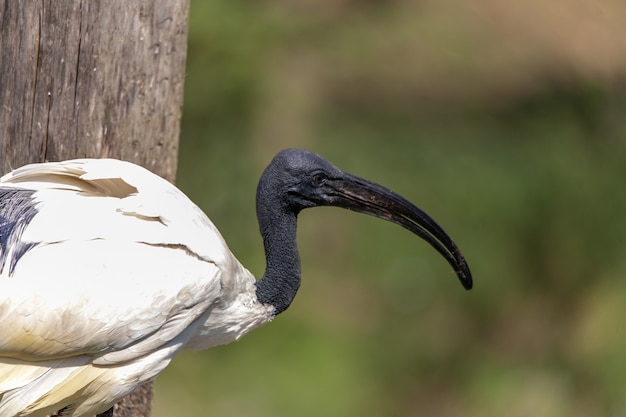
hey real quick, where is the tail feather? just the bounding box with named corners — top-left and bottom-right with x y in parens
top-left (0, 356), bottom-right (91, 417)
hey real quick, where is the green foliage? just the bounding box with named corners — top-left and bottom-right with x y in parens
top-left (156, 1), bottom-right (626, 416)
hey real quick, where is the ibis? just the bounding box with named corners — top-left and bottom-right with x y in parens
top-left (0, 149), bottom-right (472, 417)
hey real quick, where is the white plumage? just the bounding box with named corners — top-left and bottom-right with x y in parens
top-left (0, 159), bottom-right (273, 417)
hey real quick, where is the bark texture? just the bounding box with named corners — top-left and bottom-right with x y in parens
top-left (0, 0), bottom-right (189, 182)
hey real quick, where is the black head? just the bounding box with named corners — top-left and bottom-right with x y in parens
top-left (256, 149), bottom-right (344, 213)
top-left (256, 149), bottom-right (472, 290)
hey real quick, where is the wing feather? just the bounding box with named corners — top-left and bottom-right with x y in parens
top-left (0, 158), bottom-right (261, 416)
top-left (0, 159), bottom-right (231, 363)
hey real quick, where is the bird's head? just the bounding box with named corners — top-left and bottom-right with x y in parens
top-left (257, 149), bottom-right (344, 212)
top-left (257, 149), bottom-right (472, 290)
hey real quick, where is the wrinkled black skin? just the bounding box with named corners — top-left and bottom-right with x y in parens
top-left (254, 149), bottom-right (472, 315)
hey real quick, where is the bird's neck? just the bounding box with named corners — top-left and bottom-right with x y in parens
top-left (255, 209), bottom-right (301, 315)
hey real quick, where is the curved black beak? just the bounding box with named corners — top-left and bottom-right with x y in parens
top-left (325, 173), bottom-right (472, 290)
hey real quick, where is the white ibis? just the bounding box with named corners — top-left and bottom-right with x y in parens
top-left (0, 149), bottom-right (472, 417)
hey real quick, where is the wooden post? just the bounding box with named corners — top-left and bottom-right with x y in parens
top-left (0, 1), bottom-right (190, 416)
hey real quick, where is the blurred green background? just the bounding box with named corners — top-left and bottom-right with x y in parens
top-left (153, 1), bottom-right (626, 416)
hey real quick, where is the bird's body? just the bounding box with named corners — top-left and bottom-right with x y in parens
top-left (0, 150), bottom-right (472, 417)
top-left (0, 159), bottom-right (272, 416)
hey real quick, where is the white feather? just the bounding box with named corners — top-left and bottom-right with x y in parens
top-left (0, 159), bottom-right (274, 417)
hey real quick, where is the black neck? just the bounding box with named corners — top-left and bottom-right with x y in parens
top-left (254, 203), bottom-right (301, 315)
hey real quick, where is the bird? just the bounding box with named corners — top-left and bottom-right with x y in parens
top-left (0, 148), bottom-right (472, 417)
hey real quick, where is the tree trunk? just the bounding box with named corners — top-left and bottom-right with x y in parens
top-left (0, 1), bottom-right (190, 415)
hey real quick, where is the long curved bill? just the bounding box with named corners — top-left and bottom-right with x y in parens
top-left (326, 173), bottom-right (473, 290)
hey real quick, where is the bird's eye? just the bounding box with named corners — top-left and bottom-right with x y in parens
top-left (311, 172), bottom-right (328, 186)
